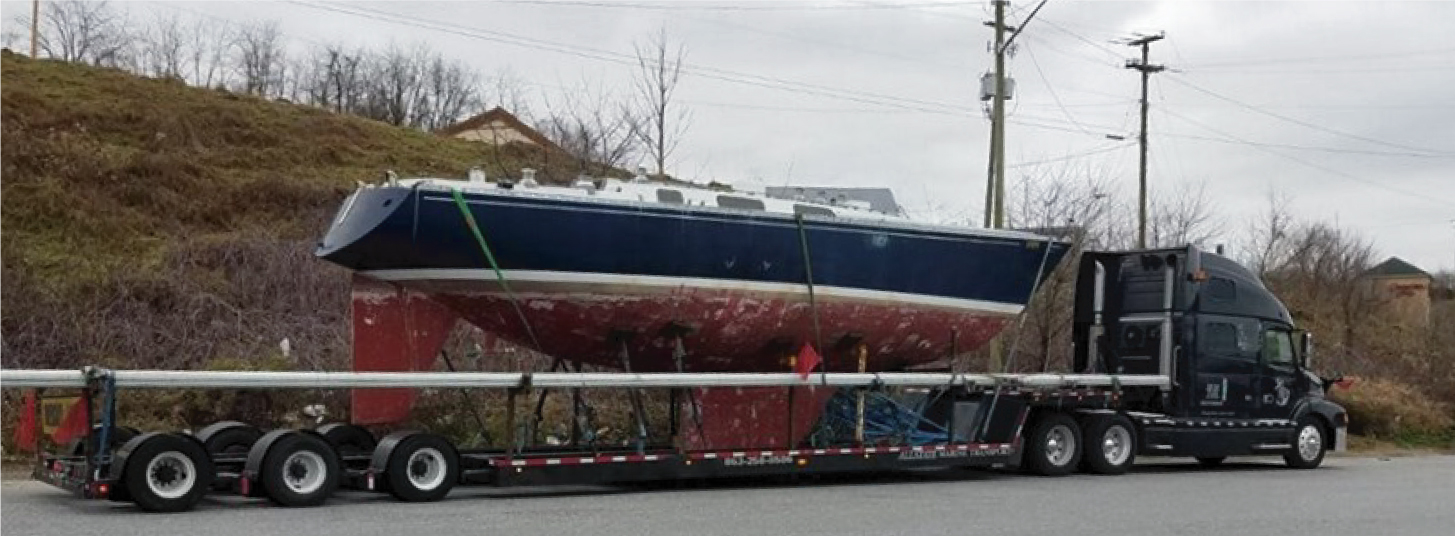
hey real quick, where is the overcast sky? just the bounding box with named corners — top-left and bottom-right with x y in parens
top-left (9, 1), bottom-right (1454, 271)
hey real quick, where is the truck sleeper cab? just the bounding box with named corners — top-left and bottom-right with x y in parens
top-left (1070, 245), bottom-right (1348, 467)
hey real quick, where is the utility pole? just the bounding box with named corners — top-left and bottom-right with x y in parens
top-left (981, 0), bottom-right (1046, 229)
top-left (1124, 32), bottom-right (1164, 249)
top-left (982, 0), bottom-right (1008, 229)
top-left (30, 0), bottom-right (40, 58)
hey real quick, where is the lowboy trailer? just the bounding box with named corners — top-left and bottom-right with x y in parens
top-left (0, 246), bottom-right (1349, 512)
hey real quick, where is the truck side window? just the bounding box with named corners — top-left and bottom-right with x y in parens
top-left (1206, 277), bottom-right (1236, 301)
top-left (1263, 330), bottom-right (1296, 368)
top-left (1200, 317), bottom-right (1260, 361)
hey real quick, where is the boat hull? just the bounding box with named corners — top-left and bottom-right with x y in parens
top-left (324, 184), bottom-right (1070, 438)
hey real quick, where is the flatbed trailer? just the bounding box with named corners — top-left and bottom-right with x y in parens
top-left (4, 367), bottom-right (1185, 511)
top-left (0, 246), bottom-right (1350, 513)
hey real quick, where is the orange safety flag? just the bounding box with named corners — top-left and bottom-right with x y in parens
top-left (13, 391), bottom-right (38, 452)
top-left (795, 342), bottom-right (822, 379)
top-left (50, 397), bottom-right (89, 446)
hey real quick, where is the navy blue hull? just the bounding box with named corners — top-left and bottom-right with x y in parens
top-left (317, 185), bottom-right (1068, 308)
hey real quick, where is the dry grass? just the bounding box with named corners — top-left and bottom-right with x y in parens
top-left (1331, 377), bottom-right (1454, 443)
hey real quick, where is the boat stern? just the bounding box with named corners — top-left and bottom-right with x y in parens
top-left (315, 184), bottom-right (416, 270)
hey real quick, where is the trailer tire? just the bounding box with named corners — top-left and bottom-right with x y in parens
top-left (67, 425), bottom-right (140, 458)
top-left (316, 423), bottom-right (377, 458)
top-left (196, 421), bottom-right (263, 456)
top-left (258, 432), bottom-right (339, 507)
top-left (118, 433), bottom-right (214, 513)
top-left (1022, 413), bottom-right (1082, 476)
top-left (383, 433), bottom-right (458, 502)
top-left (1079, 414), bottom-right (1136, 475)
top-left (1284, 416), bottom-right (1327, 469)
top-left (1196, 456), bottom-right (1226, 467)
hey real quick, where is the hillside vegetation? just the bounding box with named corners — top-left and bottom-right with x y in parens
top-left (0, 53), bottom-right (543, 371)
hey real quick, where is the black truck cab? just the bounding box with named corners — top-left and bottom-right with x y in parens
top-left (1072, 246), bottom-right (1348, 466)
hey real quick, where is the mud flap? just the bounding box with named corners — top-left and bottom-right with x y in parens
top-left (351, 274), bottom-right (458, 425)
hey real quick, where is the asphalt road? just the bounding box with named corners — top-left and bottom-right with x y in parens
top-left (3, 455), bottom-right (1452, 536)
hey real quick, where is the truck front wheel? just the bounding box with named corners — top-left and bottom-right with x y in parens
top-left (1284, 417), bottom-right (1327, 469)
top-left (1023, 413), bottom-right (1082, 476)
top-left (1080, 414), bottom-right (1136, 475)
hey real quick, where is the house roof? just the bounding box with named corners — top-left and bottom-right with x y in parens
top-left (436, 107), bottom-right (559, 150)
top-left (1365, 257), bottom-right (1430, 278)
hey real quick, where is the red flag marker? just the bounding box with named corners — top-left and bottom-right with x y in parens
top-left (795, 342), bottom-right (821, 379)
top-left (14, 391), bottom-right (38, 452)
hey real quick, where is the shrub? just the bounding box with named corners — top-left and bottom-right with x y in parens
top-left (1331, 376), bottom-right (1454, 440)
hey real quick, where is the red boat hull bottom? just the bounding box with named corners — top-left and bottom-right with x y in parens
top-left (348, 274), bottom-right (1016, 447)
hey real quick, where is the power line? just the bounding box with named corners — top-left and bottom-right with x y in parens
top-left (1180, 46), bottom-right (1455, 70)
top-left (1022, 42), bottom-right (1096, 136)
top-left (1159, 107), bottom-right (1455, 208)
top-left (1005, 142), bottom-right (1133, 169)
top-left (286, 1), bottom-right (981, 116)
top-left (496, 0), bottom-right (979, 11)
top-left (1165, 74), bottom-right (1455, 157)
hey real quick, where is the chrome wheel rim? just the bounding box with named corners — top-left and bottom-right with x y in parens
top-left (282, 450), bottom-right (328, 495)
top-left (1297, 425), bottom-right (1322, 461)
top-left (146, 451), bottom-right (197, 500)
top-left (1102, 424), bottom-right (1132, 466)
top-left (407, 448), bottom-right (448, 491)
top-left (1045, 424), bottom-right (1077, 467)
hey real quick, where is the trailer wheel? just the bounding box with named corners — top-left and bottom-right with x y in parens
top-left (67, 425), bottom-right (140, 457)
top-left (121, 433), bottom-right (214, 513)
top-left (1284, 417), bottom-right (1327, 469)
top-left (1196, 456), bottom-right (1226, 467)
top-left (316, 423), bottom-right (377, 458)
top-left (1023, 413), bottom-right (1082, 476)
top-left (259, 432), bottom-right (339, 507)
top-left (1079, 414), bottom-right (1136, 475)
top-left (384, 433), bottom-right (458, 502)
top-left (196, 421), bottom-right (263, 456)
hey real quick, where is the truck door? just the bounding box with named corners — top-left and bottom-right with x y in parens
top-left (1255, 326), bottom-right (1300, 421)
top-left (1192, 315), bottom-right (1261, 419)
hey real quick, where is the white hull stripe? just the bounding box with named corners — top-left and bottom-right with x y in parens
top-left (489, 444), bottom-right (1016, 467)
top-left (364, 269), bottom-right (1027, 316)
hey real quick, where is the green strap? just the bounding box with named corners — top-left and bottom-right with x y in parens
top-left (794, 213), bottom-right (826, 384)
top-left (451, 189), bottom-right (543, 351)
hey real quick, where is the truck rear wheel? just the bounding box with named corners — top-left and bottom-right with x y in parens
top-left (259, 432), bottom-right (339, 507)
top-left (1023, 413), bottom-right (1082, 476)
top-left (196, 421), bottom-right (262, 456)
top-left (120, 433), bottom-right (214, 513)
top-left (1080, 414), bottom-right (1135, 475)
top-left (317, 423), bottom-right (377, 459)
top-left (1284, 417), bottom-right (1326, 469)
top-left (383, 433), bottom-right (458, 502)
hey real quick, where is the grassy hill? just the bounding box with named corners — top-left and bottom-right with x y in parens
top-left (0, 52), bottom-right (542, 372)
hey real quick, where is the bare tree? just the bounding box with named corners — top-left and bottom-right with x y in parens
top-left (539, 79), bottom-right (639, 178)
top-left (187, 18), bottom-right (233, 88)
top-left (234, 20), bottom-right (286, 97)
top-left (34, 0), bottom-right (133, 65)
top-left (1005, 167), bottom-right (1117, 372)
top-left (1146, 180), bottom-right (1218, 248)
top-left (417, 53), bottom-right (481, 131)
top-left (1240, 189), bottom-right (1295, 277)
top-left (631, 26), bottom-right (690, 179)
top-left (140, 12), bottom-right (187, 79)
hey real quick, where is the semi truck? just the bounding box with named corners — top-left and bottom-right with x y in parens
top-left (1, 245), bottom-right (1348, 512)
